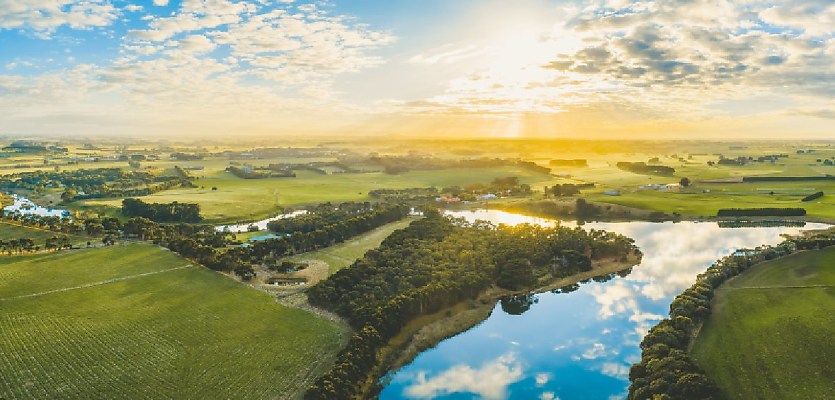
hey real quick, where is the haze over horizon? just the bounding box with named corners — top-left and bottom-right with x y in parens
top-left (1, 0), bottom-right (834, 139)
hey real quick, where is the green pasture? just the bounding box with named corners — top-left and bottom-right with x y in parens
top-left (81, 166), bottom-right (553, 223)
top-left (290, 217), bottom-right (418, 274)
top-left (691, 246), bottom-right (835, 400)
top-left (0, 244), bottom-right (348, 399)
top-left (0, 222), bottom-right (89, 246)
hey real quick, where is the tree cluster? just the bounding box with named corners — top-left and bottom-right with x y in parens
top-left (122, 198), bottom-right (202, 223)
top-left (0, 168), bottom-right (189, 201)
top-left (616, 162), bottom-right (676, 176)
top-left (801, 192), bottom-right (824, 202)
top-left (716, 208), bottom-right (806, 217)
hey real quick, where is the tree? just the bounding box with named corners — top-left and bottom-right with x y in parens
top-left (61, 189), bottom-right (77, 202)
top-left (679, 177), bottom-right (691, 187)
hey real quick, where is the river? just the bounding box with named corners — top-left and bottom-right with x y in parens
top-left (2, 194), bottom-right (71, 219)
top-left (214, 210), bottom-right (308, 233)
top-left (379, 210), bottom-right (829, 400)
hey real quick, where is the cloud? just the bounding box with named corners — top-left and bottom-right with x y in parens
top-left (600, 362), bottom-right (630, 380)
top-left (0, 0), bottom-right (118, 38)
top-left (409, 44), bottom-right (490, 65)
top-left (402, 353), bottom-right (524, 400)
top-left (581, 343), bottom-right (607, 360)
top-left (535, 372), bottom-right (551, 387)
top-left (397, 0), bottom-right (835, 134)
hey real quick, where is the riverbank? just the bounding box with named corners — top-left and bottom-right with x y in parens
top-left (458, 197), bottom-right (835, 225)
top-left (370, 253), bottom-right (641, 396)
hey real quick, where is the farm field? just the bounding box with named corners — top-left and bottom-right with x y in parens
top-left (691, 246), bottom-right (835, 400)
top-left (0, 222), bottom-right (89, 246)
top-left (0, 244), bottom-right (348, 400)
top-left (290, 217), bottom-right (418, 274)
top-left (81, 166), bottom-right (554, 223)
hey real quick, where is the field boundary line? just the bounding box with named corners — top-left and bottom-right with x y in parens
top-left (0, 264), bottom-right (193, 301)
top-left (727, 284), bottom-right (832, 290)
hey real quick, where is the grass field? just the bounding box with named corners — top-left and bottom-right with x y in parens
top-left (290, 217), bottom-right (417, 274)
top-left (81, 166), bottom-right (553, 223)
top-left (0, 244), bottom-right (349, 399)
top-left (0, 222), bottom-right (90, 249)
top-left (691, 246), bottom-right (835, 400)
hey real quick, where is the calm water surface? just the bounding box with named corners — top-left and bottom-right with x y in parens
top-left (215, 210), bottom-right (307, 233)
top-left (3, 194), bottom-right (70, 218)
top-left (379, 210), bottom-right (828, 400)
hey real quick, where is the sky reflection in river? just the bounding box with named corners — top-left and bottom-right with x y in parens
top-left (380, 210), bottom-right (828, 399)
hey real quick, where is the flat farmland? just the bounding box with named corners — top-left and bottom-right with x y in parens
top-left (82, 166), bottom-right (554, 223)
top-left (0, 244), bottom-right (348, 399)
top-left (0, 222), bottom-right (89, 246)
top-left (691, 247), bottom-right (835, 400)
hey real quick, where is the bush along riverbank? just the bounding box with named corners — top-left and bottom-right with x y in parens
top-left (628, 228), bottom-right (835, 400)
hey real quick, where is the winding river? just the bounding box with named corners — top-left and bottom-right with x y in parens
top-left (379, 210), bottom-right (829, 400)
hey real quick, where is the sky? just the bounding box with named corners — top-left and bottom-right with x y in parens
top-left (0, 0), bottom-right (834, 139)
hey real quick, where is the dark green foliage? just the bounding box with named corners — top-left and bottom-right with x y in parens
top-left (170, 152), bottom-right (203, 161)
top-left (0, 168), bottom-right (187, 199)
top-left (742, 176), bottom-right (835, 182)
top-left (226, 165), bottom-right (272, 179)
top-left (616, 162), bottom-right (676, 176)
top-left (546, 183), bottom-right (593, 197)
top-left (716, 208), bottom-right (806, 217)
top-left (122, 198), bottom-right (202, 223)
top-left (801, 191), bottom-right (824, 202)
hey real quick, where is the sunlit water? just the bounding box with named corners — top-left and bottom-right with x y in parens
top-left (379, 210), bottom-right (829, 400)
top-left (214, 210), bottom-right (308, 233)
top-left (2, 194), bottom-right (71, 219)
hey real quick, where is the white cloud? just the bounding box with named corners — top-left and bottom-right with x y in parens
top-left (403, 353), bottom-right (524, 400)
top-left (540, 392), bottom-right (558, 400)
top-left (535, 372), bottom-right (552, 387)
top-left (0, 0), bottom-right (118, 38)
top-left (581, 343), bottom-right (607, 360)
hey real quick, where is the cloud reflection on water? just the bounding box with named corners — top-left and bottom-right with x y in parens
top-left (402, 353), bottom-right (524, 400)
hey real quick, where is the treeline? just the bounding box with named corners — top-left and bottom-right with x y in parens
top-left (122, 198), bottom-right (202, 223)
top-left (369, 187), bottom-right (439, 202)
top-left (717, 220), bottom-right (806, 228)
top-left (267, 203), bottom-right (405, 233)
top-left (227, 165), bottom-right (295, 179)
top-left (369, 156), bottom-right (551, 175)
top-left (305, 211), bottom-right (639, 398)
top-left (226, 166), bottom-right (271, 179)
top-left (549, 159), bottom-right (587, 167)
top-left (268, 162), bottom-right (360, 175)
top-left (0, 235), bottom-right (74, 255)
top-left (545, 183), bottom-right (595, 197)
top-left (628, 229), bottom-right (835, 400)
top-left (125, 202), bottom-right (409, 280)
top-left (616, 162), bottom-right (676, 176)
top-left (716, 208), bottom-right (806, 217)
top-left (0, 168), bottom-right (190, 201)
top-left (802, 192), bottom-right (824, 202)
top-left (170, 152), bottom-right (203, 161)
top-left (742, 176), bottom-right (835, 182)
